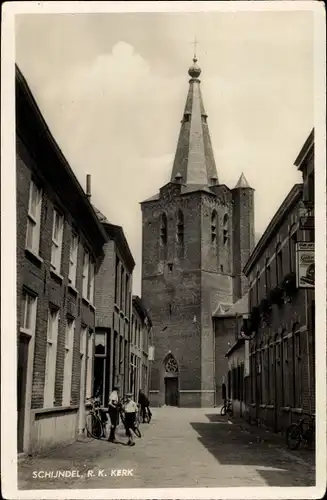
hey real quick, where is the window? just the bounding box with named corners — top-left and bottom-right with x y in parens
top-left (223, 213), bottom-right (228, 245)
top-left (125, 274), bottom-right (130, 316)
top-left (93, 332), bottom-right (107, 404)
top-left (160, 213), bottom-right (168, 246)
top-left (86, 330), bottom-right (94, 398)
top-left (79, 326), bottom-right (87, 403)
top-left (289, 229), bottom-right (297, 273)
top-left (265, 258), bottom-right (271, 293)
top-left (255, 271), bottom-right (260, 306)
top-left (88, 258), bottom-right (95, 304)
top-left (62, 318), bottom-right (75, 406)
top-left (26, 181), bottom-right (42, 254)
top-left (44, 307), bottom-right (60, 408)
top-left (82, 250), bottom-right (89, 299)
top-left (51, 210), bottom-right (64, 272)
top-left (211, 210), bottom-right (217, 243)
top-left (69, 233), bottom-right (78, 286)
top-left (20, 291), bottom-right (37, 334)
top-left (177, 209), bottom-right (184, 245)
top-left (276, 243), bottom-right (283, 284)
top-left (120, 266), bottom-right (125, 311)
top-left (114, 256), bottom-right (119, 304)
top-left (165, 354), bottom-right (178, 373)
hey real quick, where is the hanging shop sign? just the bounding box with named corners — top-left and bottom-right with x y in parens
top-left (148, 346), bottom-right (155, 361)
top-left (296, 242), bottom-right (315, 288)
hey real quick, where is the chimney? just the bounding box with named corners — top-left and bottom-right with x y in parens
top-left (86, 174), bottom-right (91, 201)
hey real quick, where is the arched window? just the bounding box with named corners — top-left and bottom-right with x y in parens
top-left (223, 213), bottom-right (228, 244)
top-left (265, 257), bottom-right (271, 293)
top-left (164, 353), bottom-right (178, 373)
top-left (211, 210), bottom-right (217, 243)
top-left (176, 209), bottom-right (184, 245)
top-left (276, 243), bottom-right (283, 284)
top-left (160, 213), bottom-right (167, 246)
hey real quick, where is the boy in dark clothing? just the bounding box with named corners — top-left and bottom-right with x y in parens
top-left (138, 389), bottom-right (152, 423)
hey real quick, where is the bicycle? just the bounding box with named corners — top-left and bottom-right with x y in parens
top-left (139, 405), bottom-right (152, 424)
top-left (119, 398), bottom-right (142, 438)
top-left (85, 396), bottom-right (108, 439)
top-left (220, 399), bottom-right (233, 417)
top-left (286, 412), bottom-right (315, 450)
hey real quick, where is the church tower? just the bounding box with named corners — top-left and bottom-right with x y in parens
top-left (141, 56), bottom-right (254, 408)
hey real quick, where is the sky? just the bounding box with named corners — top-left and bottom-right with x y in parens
top-left (15, 9), bottom-right (314, 295)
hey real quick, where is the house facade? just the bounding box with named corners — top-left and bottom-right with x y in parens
top-left (16, 66), bottom-right (107, 454)
top-left (131, 296), bottom-right (152, 401)
top-left (93, 208), bottom-right (135, 406)
top-left (243, 173), bottom-right (315, 433)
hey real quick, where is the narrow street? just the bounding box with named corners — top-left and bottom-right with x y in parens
top-left (18, 407), bottom-right (315, 490)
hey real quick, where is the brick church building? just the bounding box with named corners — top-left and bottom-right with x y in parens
top-left (141, 56), bottom-right (255, 408)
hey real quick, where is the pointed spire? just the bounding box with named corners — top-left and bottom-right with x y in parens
top-left (235, 172), bottom-right (251, 189)
top-left (170, 55), bottom-right (219, 186)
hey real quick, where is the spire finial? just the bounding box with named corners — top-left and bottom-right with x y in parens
top-left (188, 36), bottom-right (201, 78)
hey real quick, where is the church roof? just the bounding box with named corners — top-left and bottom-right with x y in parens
top-left (213, 293), bottom-right (249, 318)
top-left (234, 172), bottom-right (251, 189)
top-left (170, 57), bottom-right (219, 187)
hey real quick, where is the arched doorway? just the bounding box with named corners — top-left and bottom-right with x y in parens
top-left (163, 353), bottom-right (179, 406)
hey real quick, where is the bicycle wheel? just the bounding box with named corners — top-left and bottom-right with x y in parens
top-left (220, 405), bottom-right (227, 416)
top-left (286, 424), bottom-right (301, 450)
top-left (227, 405), bottom-right (233, 417)
top-left (133, 424), bottom-right (142, 438)
top-left (85, 412), bottom-right (102, 439)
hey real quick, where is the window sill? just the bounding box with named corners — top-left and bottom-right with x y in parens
top-left (291, 408), bottom-right (304, 414)
top-left (114, 303), bottom-right (119, 311)
top-left (81, 296), bottom-right (95, 310)
top-left (20, 327), bottom-right (33, 338)
top-left (250, 403), bottom-right (256, 408)
top-left (68, 283), bottom-right (79, 296)
top-left (50, 268), bottom-right (64, 283)
top-left (266, 405), bottom-right (275, 409)
top-left (259, 404), bottom-right (267, 409)
top-left (281, 406), bottom-right (291, 412)
top-left (33, 405), bottom-right (79, 416)
top-left (25, 247), bottom-right (43, 266)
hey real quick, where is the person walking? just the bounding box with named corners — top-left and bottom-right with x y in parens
top-left (108, 386), bottom-right (120, 443)
top-left (123, 392), bottom-right (138, 446)
top-left (138, 389), bottom-right (152, 423)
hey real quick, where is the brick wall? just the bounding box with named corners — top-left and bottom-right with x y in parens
top-left (245, 190), bottom-right (315, 432)
top-left (142, 185), bottom-right (235, 407)
top-left (17, 137), bottom-right (97, 411)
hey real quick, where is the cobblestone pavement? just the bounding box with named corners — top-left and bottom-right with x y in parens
top-left (18, 407), bottom-right (315, 490)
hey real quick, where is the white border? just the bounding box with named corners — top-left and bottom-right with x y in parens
top-left (1, 1), bottom-right (326, 499)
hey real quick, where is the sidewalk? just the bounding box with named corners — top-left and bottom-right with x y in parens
top-left (227, 414), bottom-right (315, 469)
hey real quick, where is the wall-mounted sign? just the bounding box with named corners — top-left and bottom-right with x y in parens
top-left (148, 346), bottom-right (155, 361)
top-left (296, 242), bottom-right (314, 288)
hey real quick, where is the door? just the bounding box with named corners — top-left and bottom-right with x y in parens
top-left (17, 335), bottom-right (29, 452)
top-left (165, 377), bottom-right (178, 406)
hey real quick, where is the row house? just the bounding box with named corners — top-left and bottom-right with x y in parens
top-left (223, 130), bottom-right (315, 434)
top-left (93, 207), bottom-right (135, 407)
top-left (16, 66), bottom-right (107, 454)
top-left (243, 183), bottom-right (311, 432)
top-left (130, 296), bottom-right (152, 401)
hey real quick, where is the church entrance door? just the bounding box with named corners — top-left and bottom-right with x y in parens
top-left (165, 377), bottom-right (178, 406)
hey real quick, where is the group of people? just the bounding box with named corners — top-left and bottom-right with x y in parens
top-left (107, 387), bottom-right (152, 446)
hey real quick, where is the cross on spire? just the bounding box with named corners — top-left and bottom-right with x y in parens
top-left (193, 36), bottom-right (198, 60)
